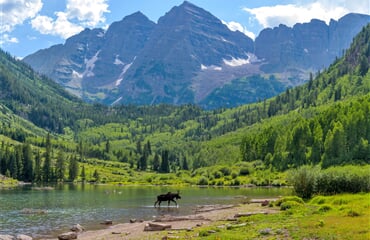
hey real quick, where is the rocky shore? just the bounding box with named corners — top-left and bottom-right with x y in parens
top-left (52, 200), bottom-right (278, 240)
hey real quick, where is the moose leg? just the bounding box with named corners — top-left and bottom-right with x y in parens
top-left (171, 200), bottom-right (177, 207)
top-left (154, 200), bottom-right (161, 207)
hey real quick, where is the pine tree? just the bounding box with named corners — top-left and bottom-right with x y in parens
top-left (93, 169), bottom-right (100, 182)
top-left (43, 133), bottom-right (52, 182)
top-left (160, 150), bottom-right (170, 173)
top-left (80, 165), bottom-right (86, 182)
top-left (55, 150), bottom-right (66, 182)
top-left (34, 150), bottom-right (42, 182)
top-left (152, 153), bottom-right (160, 172)
top-left (68, 155), bottom-right (79, 181)
top-left (22, 143), bottom-right (33, 182)
top-left (105, 140), bottom-right (110, 153)
top-left (182, 156), bottom-right (189, 170)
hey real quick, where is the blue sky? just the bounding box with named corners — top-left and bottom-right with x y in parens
top-left (1, 0), bottom-right (369, 58)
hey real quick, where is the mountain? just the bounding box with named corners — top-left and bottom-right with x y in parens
top-left (23, 1), bottom-right (370, 108)
top-left (0, 48), bottom-right (92, 134)
top-left (255, 13), bottom-right (370, 73)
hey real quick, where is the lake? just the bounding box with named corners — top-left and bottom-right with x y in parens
top-left (0, 184), bottom-right (291, 239)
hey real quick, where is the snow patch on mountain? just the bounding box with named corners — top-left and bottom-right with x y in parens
top-left (114, 55), bottom-right (124, 65)
top-left (83, 50), bottom-right (100, 77)
top-left (111, 96), bottom-right (123, 105)
top-left (223, 57), bottom-right (250, 67)
top-left (201, 64), bottom-right (222, 71)
top-left (115, 59), bottom-right (134, 86)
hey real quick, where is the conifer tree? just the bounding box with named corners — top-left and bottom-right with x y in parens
top-left (55, 150), bottom-right (66, 182)
top-left (34, 150), bottom-right (42, 182)
top-left (160, 150), bottom-right (170, 173)
top-left (22, 143), bottom-right (33, 182)
top-left (43, 133), bottom-right (52, 182)
top-left (68, 155), bottom-right (79, 181)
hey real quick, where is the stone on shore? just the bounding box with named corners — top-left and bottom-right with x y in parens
top-left (70, 224), bottom-right (85, 233)
top-left (57, 232), bottom-right (77, 240)
top-left (16, 235), bottom-right (33, 240)
top-left (0, 235), bottom-right (15, 240)
top-left (101, 220), bottom-right (113, 225)
top-left (144, 222), bottom-right (172, 231)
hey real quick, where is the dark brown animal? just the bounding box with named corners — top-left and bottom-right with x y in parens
top-left (154, 192), bottom-right (181, 207)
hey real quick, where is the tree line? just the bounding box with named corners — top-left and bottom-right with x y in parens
top-left (241, 95), bottom-right (370, 170)
top-left (0, 134), bottom-right (80, 183)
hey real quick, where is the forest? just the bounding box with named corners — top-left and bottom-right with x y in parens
top-left (0, 24), bottom-right (369, 188)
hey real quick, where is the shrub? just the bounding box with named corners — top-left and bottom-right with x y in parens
top-left (231, 178), bottom-right (241, 186)
top-left (198, 176), bottom-right (209, 185)
top-left (288, 165), bottom-right (319, 199)
top-left (219, 167), bottom-right (231, 176)
top-left (310, 196), bottom-right (326, 205)
top-left (198, 230), bottom-right (210, 237)
top-left (275, 196), bottom-right (304, 207)
top-left (347, 209), bottom-right (361, 217)
top-left (280, 201), bottom-right (301, 210)
top-left (212, 170), bottom-right (223, 179)
top-left (239, 167), bottom-right (250, 176)
top-left (318, 204), bottom-right (333, 212)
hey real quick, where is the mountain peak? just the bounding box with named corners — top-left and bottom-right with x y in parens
top-left (121, 11), bottom-right (151, 23)
top-left (179, 1), bottom-right (197, 8)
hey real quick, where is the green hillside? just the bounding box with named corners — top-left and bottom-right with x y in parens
top-left (0, 25), bottom-right (369, 187)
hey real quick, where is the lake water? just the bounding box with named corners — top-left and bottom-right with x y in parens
top-left (0, 184), bottom-right (291, 239)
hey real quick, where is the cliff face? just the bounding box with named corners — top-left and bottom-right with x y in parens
top-left (23, 1), bottom-right (370, 108)
top-left (255, 13), bottom-right (370, 72)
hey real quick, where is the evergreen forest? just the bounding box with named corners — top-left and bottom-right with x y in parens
top-left (0, 24), bottom-right (369, 191)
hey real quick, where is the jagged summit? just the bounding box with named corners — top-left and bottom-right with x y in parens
top-left (22, 2), bottom-right (370, 108)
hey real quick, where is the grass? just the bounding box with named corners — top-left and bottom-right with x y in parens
top-left (173, 193), bottom-right (370, 239)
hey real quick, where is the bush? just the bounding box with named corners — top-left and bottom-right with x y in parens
top-left (310, 196), bottom-right (326, 205)
top-left (289, 165), bottom-right (319, 199)
top-left (198, 176), bottom-right (209, 185)
top-left (280, 201), bottom-right (301, 210)
top-left (275, 196), bottom-right (304, 207)
top-left (347, 209), bottom-right (361, 217)
top-left (219, 167), bottom-right (231, 176)
top-left (318, 204), bottom-right (333, 212)
top-left (239, 167), bottom-right (250, 176)
top-left (212, 170), bottom-right (223, 179)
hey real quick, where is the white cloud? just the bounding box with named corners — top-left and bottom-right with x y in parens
top-left (31, 13), bottom-right (84, 39)
top-left (31, 0), bottom-right (110, 39)
top-left (0, 0), bottom-right (43, 33)
top-left (243, 0), bottom-right (370, 28)
top-left (222, 20), bottom-right (256, 40)
top-left (66, 0), bottom-right (110, 27)
top-left (0, 34), bottom-right (19, 45)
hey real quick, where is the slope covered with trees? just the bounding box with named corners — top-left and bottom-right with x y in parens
top-left (0, 25), bottom-right (369, 185)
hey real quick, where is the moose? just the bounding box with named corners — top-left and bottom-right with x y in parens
top-left (154, 191), bottom-right (181, 207)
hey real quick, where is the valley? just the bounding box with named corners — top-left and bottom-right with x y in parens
top-left (0, 1), bottom-right (369, 239)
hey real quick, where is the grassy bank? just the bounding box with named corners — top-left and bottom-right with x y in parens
top-left (0, 174), bottom-right (18, 188)
top-left (175, 193), bottom-right (370, 239)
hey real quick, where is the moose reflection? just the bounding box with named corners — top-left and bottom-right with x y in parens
top-left (154, 192), bottom-right (181, 207)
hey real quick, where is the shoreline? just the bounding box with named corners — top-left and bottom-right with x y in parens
top-left (54, 200), bottom-right (278, 240)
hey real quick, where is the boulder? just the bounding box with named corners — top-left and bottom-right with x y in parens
top-left (0, 235), bottom-right (14, 240)
top-left (16, 235), bottom-right (32, 240)
top-left (100, 220), bottom-right (113, 225)
top-left (70, 224), bottom-right (84, 233)
top-left (57, 232), bottom-right (77, 240)
top-left (144, 222), bottom-right (171, 231)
